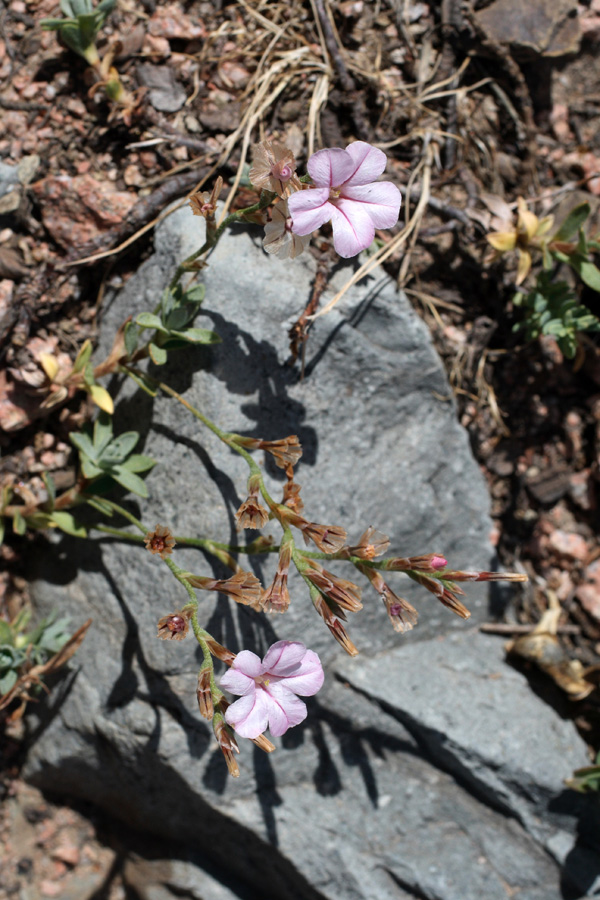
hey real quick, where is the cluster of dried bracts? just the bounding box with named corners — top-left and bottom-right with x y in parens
top-left (149, 430), bottom-right (527, 777)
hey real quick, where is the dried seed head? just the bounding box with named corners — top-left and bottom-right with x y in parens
top-left (305, 562), bottom-right (363, 613)
top-left (197, 667), bottom-right (214, 719)
top-left (249, 141), bottom-right (297, 195)
top-left (214, 715), bottom-right (240, 778)
top-left (300, 521), bottom-right (347, 554)
top-left (157, 608), bottom-right (192, 641)
top-left (144, 524), bottom-right (176, 560)
top-left (235, 474), bottom-right (269, 530)
top-left (313, 593), bottom-right (359, 656)
top-left (282, 466), bottom-right (304, 514)
top-left (348, 526), bottom-right (390, 560)
top-left (252, 733), bottom-right (276, 753)
top-left (411, 572), bottom-right (471, 619)
top-left (189, 176), bottom-right (223, 219)
top-left (205, 638), bottom-right (237, 666)
top-left (359, 564), bottom-right (418, 633)
top-left (261, 540), bottom-right (293, 614)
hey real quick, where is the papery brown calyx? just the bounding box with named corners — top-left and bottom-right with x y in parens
top-left (282, 464), bottom-right (304, 514)
top-left (235, 473), bottom-right (269, 530)
top-left (197, 667), bottom-right (214, 719)
top-left (213, 712), bottom-right (240, 777)
top-left (144, 524), bottom-right (176, 560)
top-left (385, 553), bottom-right (448, 573)
top-left (249, 141), bottom-right (299, 196)
top-left (187, 571), bottom-right (263, 611)
top-left (359, 565), bottom-right (418, 633)
top-left (346, 526), bottom-right (390, 560)
top-left (233, 434), bottom-right (303, 469)
top-left (312, 592), bottom-right (359, 656)
top-left (157, 607), bottom-right (193, 641)
top-left (304, 559), bottom-right (363, 613)
top-left (261, 540), bottom-right (293, 614)
top-left (409, 571), bottom-right (471, 619)
top-left (189, 176), bottom-right (224, 219)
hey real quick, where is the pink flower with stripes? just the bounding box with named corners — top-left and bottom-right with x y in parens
top-left (288, 141), bottom-right (401, 258)
top-left (220, 640), bottom-right (324, 739)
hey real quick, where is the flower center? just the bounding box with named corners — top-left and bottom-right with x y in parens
top-left (167, 615), bottom-right (186, 633)
top-left (272, 161), bottom-right (292, 182)
top-left (150, 536), bottom-right (166, 553)
top-left (329, 186), bottom-right (342, 201)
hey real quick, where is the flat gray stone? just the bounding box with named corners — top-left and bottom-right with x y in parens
top-left (25, 207), bottom-right (594, 900)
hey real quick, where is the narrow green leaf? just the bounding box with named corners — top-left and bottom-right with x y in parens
top-left (149, 342), bottom-right (168, 365)
top-left (85, 496), bottom-right (114, 516)
top-left (0, 620), bottom-right (13, 646)
top-left (567, 255), bottom-right (600, 292)
top-left (41, 472), bottom-right (56, 511)
top-left (83, 361), bottom-right (95, 387)
top-left (110, 466), bottom-right (149, 498)
top-left (165, 307), bottom-right (191, 331)
top-left (552, 203), bottom-right (590, 242)
top-left (93, 411), bottom-right (113, 454)
top-left (126, 368), bottom-right (158, 397)
top-left (0, 670), bottom-right (18, 695)
top-left (13, 510), bottom-right (26, 536)
top-left (81, 456), bottom-right (103, 479)
top-left (170, 328), bottom-right (221, 344)
top-left (124, 321), bottom-right (139, 357)
top-left (72, 339), bottom-right (93, 374)
top-left (49, 511), bottom-right (87, 538)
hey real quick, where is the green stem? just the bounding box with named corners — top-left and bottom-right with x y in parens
top-left (168, 190), bottom-right (276, 291)
top-left (92, 524), bottom-right (278, 556)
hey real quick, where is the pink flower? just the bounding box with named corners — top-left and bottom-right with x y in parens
top-left (219, 640), bottom-right (324, 739)
top-left (288, 141), bottom-right (401, 258)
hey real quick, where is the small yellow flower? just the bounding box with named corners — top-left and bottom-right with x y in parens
top-left (487, 197), bottom-right (554, 285)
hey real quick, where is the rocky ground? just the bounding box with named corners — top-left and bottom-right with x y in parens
top-left (2, 0), bottom-right (600, 897)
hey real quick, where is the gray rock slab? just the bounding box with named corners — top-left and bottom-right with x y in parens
top-left (24, 207), bottom-right (595, 900)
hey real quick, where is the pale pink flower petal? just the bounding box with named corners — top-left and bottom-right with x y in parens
top-left (287, 188), bottom-right (333, 236)
top-left (272, 649), bottom-right (324, 695)
top-left (219, 640), bottom-right (324, 739)
top-left (265, 684), bottom-right (308, 734)
top-left (262, 640), bottom-right (307, 675)
top-left (330, 200), bottom-right (375, 258)
top-left (341, 182), bottom-right (402, 228)
top-left (225, 690), bottom-right (270, 739)
top-left (344, 141), bottom-right (388, 185)
top-left (219, 666), bottom-right (256, 696)
top-left (308, 147), bottom-right (357, 188)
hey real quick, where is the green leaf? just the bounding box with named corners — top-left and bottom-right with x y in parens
top-left (552, 203), bottom-right (591, 242)
top-left (110, 466), bottom-right (149, 498)
top-left (124, 321), bottom-right (139, 357)
top-left (0, 620), bottom-right (13, 646)
top-left (101, 432), bottom-right (139, 465)
top-left (93, 411), bottom-right (113, 454)
top-left (149, 342), bottom-right (168, 365)
top-left (135, 312), bottom-right (169, 333)
top-left (49, 511), bottom-right (87, 538)
top-left (71, 430), bottom-right (97, 461)
top-left (72, 339), bottom-right (93, 374)
top-left (165, 307), bottom-right (192, 331)
top-left (568, 255), bottom-right (600, 292)
top-left (42, 472), bottom-right (56, 511)
top-left (12, 510), bottom-right (26, 535)
top-left (81, 456), bottom-right (103, 479)
top-left (170, 328), bottom-right (221, 344)
top-left (85, 496), bottom-right (114, 516)
top-left (83, 362), bottom-right (95, 387)
top-left (184, 283), bottom-right (205, 305)
top-left (0, 669), bottom-right (17, 695)
top-left (126, 368), bottom-right (158, 397)
top-left (121, 454), bottom-right (156, 473)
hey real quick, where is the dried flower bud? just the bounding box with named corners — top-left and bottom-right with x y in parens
top-left (261, 540), bottom-right (293, 614)
top-left (144, 524), bottom-right (176, 560)
top-left (312, 592), bottom-right (359, 657)
top-left (189, 176), bottom-right (223, 219)
top-left (263, 199), bottom-right (310, 260)
top-left (300, 521), bottom-right (347, 554)
top-left (234, 434), bottom-right (303, 469)
top-left (385, 554), bottom-right (447, 573)
top-left (410, 572), bottom-right (471, 620)
top-left (282, 466), bottom-right (304, 514)
top-left (252, 733), bottom-right (276, 753)
top-left (305, 560), bottom-right (363, 613)
top-left (197, 667), bottom-right (214, 719)
top-left (205, 638), bottom-right (237, 666)
top-left (442, 570), bottom-right (528, 583)
top-left (249, 141), bottom-right (297, 195)
top-left (360, 565), bottom-right (418, 633)
top-left (235, 473), bottom-right (269, 530)
top-left (187, 571), bottom-right (263, 610)
top-left (214, 714), bottom-right (240, 777)
top-left (347, 526), bottom-right (390, 560)
top-left (157, 608), bottom-right (192, 641)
